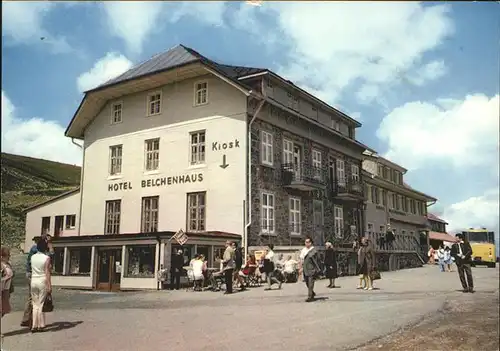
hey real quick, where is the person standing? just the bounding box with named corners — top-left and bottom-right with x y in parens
top-left (232, 242), bottom-right (246, 291)
top-left (324, 242), bottom-right (338, 288)
top-left (222, 241), bottom-right (235, 294)
top-left (21, 234), bottom-right (54, 328)
top-left (451, 234), bottom-right (474, 293)
top-left (264, 244), bottom-right (282, 290)
top-left (356, 237), bottom-right (375, 291)
top-left (30, 239), bottom-right (52, 332)
top-left (1, 246), bottom-right (14, 338)
top-left (300, 236), bottom-right (321, 302)
top-left (170, 250), bottom-right (184, 290)
top-left (437, 245), bottom-right (446, 272)
top-left (427, 246), bottom-right (436, 265)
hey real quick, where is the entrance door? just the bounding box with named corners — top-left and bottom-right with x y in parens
top-left (96, 248), bottom-right (122, 291)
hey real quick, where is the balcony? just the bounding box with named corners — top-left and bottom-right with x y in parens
top-left (281, 162), bottom-right (327, 191)
top-left (331, 177), bottom-right (364, 200)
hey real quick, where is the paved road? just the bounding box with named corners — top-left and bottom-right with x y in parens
top-left (2, 265), bottom-right (499, 351)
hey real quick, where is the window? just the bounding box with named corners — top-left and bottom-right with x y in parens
top-left (336, 159), bottom-right (345, 185)
top-left (396, 195), bottom-right (402, 210)
top-left (105, 200), bottom-right (121, 234)
top-left (289, 197), bottom-right (301, 235)
top-left (410, 199), bottom-right (416, 214)
top-left (334, 205), bottom-right (344, 238)
top-left (371, 186), bottom-right (379, 204)
top-left (261, 131), bottom-right (273, 166)
top-left (68, 247), bottom-right (91, 276)
top-left (266, 79), bottom-right (273, 89)
top-left (261, 192), bottom-right (275, 234)
top-left (381, 189), bottom-right (387, 206)
top-left (187, 192), bottom-right (206, 231)
top-left (141, 196), bottom-right (159, 233)
top-left (41, 216), bottom-right (50, 235)
top-left (366, 184), bottom-right (372, 202)
top-left (312, 149), bottom-right (322, 179)
top-left (111, 102), bottom-right (122, 124)
top-left (65, 215), bottom-right (76, 229)
top-left (194, 81), bottom-right (208, 105)
top-left (377, 164), bottom-right (384, 177)
top-left (313, 199), bottom-right (324, 231)
top-left (147, 91), bottom-right (162, 116)
top-left (383, 167), bottom-right (389, 179)
top-left (109, 145), bottom-right (123, 176)
top-left (144, 138), bottom-right (160, 171)
top-left (367, 223), bottom-right (373, 233)
top-left (283, 139), bottom-right (294, 166)
top-left (52, 247), bottom-right (64, 275)
top-left (390, 193), bottom-right (397, 209)
top-left (190, 131), bottom-right (206, 165)
top-left (125, 245), bottom-right (155, 278)
top-left (332, 118), bottom-right (340, 131)
top-left (402, 196), bottom-right (408, 212)
top-left (351, 164), bottom-right (360, 182)
top-left (417, 201), bottom-right (423, 215)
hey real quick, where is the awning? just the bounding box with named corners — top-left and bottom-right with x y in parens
top-left (428, 231), bottom-right (458, 242)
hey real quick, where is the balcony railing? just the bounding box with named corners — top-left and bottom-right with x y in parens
top-left (281, 162), bottom-right (327, 191)
top-left (330, 177), bottom-right (364, 199)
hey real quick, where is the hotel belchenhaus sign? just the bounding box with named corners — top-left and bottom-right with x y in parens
top-left (107, 173), bottom-right (203, 192)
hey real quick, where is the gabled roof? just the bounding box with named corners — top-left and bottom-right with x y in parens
top-left (427, 213), bottom-right (448, 224)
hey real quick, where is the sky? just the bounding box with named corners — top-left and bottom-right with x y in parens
top-left (2, 1), bottom-right (499, 245)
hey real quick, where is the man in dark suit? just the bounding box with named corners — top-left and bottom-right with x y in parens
top-left (451, 233), bottom-right (474, 293)
top-left (300, 236), bottom-right (322, 302)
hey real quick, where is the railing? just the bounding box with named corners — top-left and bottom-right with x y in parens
top-left (365, 231), bottom-right (423, 253)
top-left (331, 177), bottom-right (364, 198)
top-left (281, 162), bottom-right (328, 188)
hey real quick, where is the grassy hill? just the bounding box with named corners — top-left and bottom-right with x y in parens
top-left (1, 153), bottom-right (81, 250)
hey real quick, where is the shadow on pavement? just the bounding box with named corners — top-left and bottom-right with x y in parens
top-left (3, 321), bottom-right (83, 337)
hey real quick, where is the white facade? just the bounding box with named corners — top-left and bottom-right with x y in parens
top-left (80, 75), bottom-right (248, 236)
top-left (24, 190), bottom-right (80, 252)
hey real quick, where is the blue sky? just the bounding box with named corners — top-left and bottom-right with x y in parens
top-left (2, 1), bottom-right (499, 242)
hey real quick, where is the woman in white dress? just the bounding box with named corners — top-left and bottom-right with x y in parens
top-left (30, 239), bottom-right (52, 332)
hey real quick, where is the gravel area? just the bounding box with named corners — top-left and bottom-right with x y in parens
top-left (1, 264), bottom-right (498, 351)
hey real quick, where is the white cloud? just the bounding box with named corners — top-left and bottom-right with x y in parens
top-left (100, 1), bottom-right (227, 54)
top-left (377, 94), bottom-right (500, 171)
top-left (442, 188), bottom-right (499, 246)
top-left (1, 1), bottom-right (73, 54)
top-left (237, 2), bottom-right (454, 106)
top-left (76, 52), bottom-right (133, 93)
top-left (1, 91), bottom-right (82, 166)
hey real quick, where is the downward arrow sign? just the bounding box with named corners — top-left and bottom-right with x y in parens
top-left (220, 154), bottom-right (229, 169)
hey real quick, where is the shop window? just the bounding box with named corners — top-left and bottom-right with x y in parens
top-left (126, 245), bottom-right (155, 278)
top-left (52, 247), bottom-right (64, 275)
top-left (68, 247), bottom-right (92, 276)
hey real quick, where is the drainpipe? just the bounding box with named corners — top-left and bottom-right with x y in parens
top-left (72, 138), bottom-right (84, 236)
top-left (244, 87), bottom-right (266, 260)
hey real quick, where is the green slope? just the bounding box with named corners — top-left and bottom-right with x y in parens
top-left (1, 153), bottom-right (81, 250)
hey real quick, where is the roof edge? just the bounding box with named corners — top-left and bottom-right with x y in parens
top-left (24, 188), bottom-right (80, 213)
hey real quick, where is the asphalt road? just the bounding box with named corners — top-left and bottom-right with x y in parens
top-left (1, 264), bottom-right (498, 351)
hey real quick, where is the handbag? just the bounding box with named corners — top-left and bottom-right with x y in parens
top-left (43, 293), bottom-right (54, 312)
top-left (370, 269), bottom-right (381, 281)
